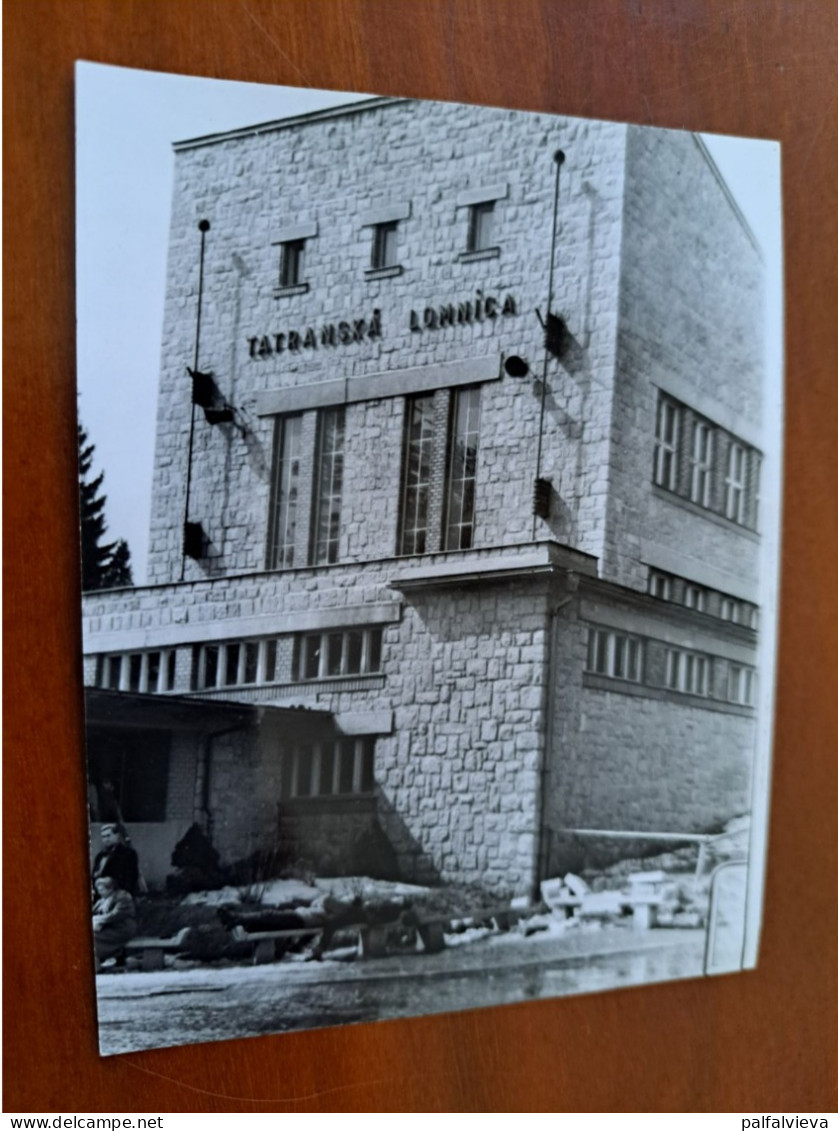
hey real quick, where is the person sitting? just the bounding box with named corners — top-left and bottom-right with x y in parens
top-left (218, 894), bottom-right (415, 958)
top-left (92, 823), bottom-right (140, 897)
top-left (92, 876), bottom-right (137, 970)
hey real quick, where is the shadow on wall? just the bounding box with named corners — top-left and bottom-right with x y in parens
top-left (376, 790), bottom-right (442, 887)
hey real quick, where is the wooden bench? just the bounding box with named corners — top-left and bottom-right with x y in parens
top-left (124, 927), bottom-right (192, 971)
top-left (229, 925), bottom-right (324, 964)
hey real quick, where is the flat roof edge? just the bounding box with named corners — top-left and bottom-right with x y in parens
top-left (173, 96), bottom-right (407, 151)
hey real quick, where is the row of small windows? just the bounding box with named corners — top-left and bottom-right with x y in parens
top-left (267, 386), bottom-right (481, 570)
top-left (91, 629), bottom-right (384, 694)
top-left (653, 393), bottom-right (761, 529)
top-left (275, 200), bottom-right (499, 290)
top-left (585, 627), bottom-right (756, 706)
top-left (94, 650), bottom-right (177, 694)
top-left (191, 628), bottom-right (383, 691)
top-left (647, 569), bottom-right (759, 629)
top-left (279, 737), bottom-right (375, 801)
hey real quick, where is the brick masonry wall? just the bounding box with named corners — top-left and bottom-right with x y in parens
top-left (204, 725), bottom-right (268, 863)
top-left (147, 99), bottom-right (628, 583)
top-left (166, 733), bottom-right (200, 823)
top-left (604, 126), bottom-right (764, 592)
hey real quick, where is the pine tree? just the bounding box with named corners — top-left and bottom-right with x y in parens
top-left (78, 423), bottom-right (134, 591)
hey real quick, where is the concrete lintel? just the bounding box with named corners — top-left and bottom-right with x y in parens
top-left (580, 599), bottom-right (757, 663)
top-left (272, 221), bottom-right (318, 244)
top-left (358, 201), bottom-right (411, 227)
top-left (456, 183), bottom-right (508, 207)
top-left (83, 601), bottom-right (402, 655)
top-left (334, 710), bottom-right (394, 735)
top-left (256, 355), bottom-right (501, 417)
top-left (641, 539), bottom-right (760, 603)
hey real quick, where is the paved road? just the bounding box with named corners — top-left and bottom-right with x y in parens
top-left (96, 926), bottom-right (706, 1056)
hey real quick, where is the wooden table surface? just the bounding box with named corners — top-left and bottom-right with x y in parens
top-left (5, 0), bottom-right (837, 1113)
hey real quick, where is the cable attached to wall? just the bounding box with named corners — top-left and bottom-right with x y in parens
top-left (532, 149), bottom-right (566, 540)
top-left (181, 219), bottom-right (211, 581)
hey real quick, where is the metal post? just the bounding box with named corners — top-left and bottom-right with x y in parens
top-left (181, 219), bottom-right (210, 581)
top-left (532, 149), bottom-right (565, 540)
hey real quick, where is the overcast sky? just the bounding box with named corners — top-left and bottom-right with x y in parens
top-left (76, 62), bottom-right (782, 585)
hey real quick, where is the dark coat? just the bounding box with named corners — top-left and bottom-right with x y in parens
top-left (92, 842), bottom-right (140, 897)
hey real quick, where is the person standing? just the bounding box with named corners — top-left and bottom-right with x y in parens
top-left (92, 823), bottom-right (140, 897)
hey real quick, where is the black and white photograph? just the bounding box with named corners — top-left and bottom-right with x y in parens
top-left (76, 63), bottom-right (782, 1057)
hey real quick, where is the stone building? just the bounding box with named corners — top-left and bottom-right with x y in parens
top-left (82, 97), bottom-right (764, 895)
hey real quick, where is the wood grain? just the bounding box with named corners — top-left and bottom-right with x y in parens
top-left (5, 0), bottom-right (837, 1112)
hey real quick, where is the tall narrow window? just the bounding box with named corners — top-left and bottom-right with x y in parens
top-left (665, 648), bottom-right (709, 696)
top-left (725, 442), bottom-right (747, 522)
top-left (398, 394), bottom-right (434, 555)
top-left (267, 414), bottom-right (302, 569)
top-left (684, 584), bottom-right (707, 612)
top-left (443, 387), bottom-right (481, 551)
top-left (371, 221), bottom-right (399, 269)
top-left (279, 239), bottom-right (305, 288)
top-left (654, 396), bottom-right (680, 490)
top-left (292, 627), bottom-right (383, 681)
top-left (728, 664), bottom-right (755, 705)
top-left (648, 570), bottom-right (673, 600)
top-left (467, 201), bottom-right (494, 252)
top-left (586, 628), bottom-right (643, 682)
top-left (311, 407), bottom-right (345, 565)
top-left (281, 737), bottom-right (375, 800)
top-left (690, 420), bottom-right (714, 507)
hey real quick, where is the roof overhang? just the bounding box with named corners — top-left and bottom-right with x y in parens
top-left (83, 688), bottom-right (331, 733)
top-left (388, 542), bottom-right (597, 593)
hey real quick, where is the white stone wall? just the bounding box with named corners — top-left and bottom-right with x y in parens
top-left (604, 126), bottom-right (764, 592)
top-left (147, 99), bottom-right (628, 582)
top-left (84, 102), bottom-right (765, 894)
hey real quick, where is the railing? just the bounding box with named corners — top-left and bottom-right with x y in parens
top-left (703, 859), bottom-right (749, 975)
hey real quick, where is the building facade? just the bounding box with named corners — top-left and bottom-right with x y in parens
top-left (82, 98), bottom-right (764, 895)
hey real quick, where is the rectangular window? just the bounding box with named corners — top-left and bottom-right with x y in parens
top-left (292, 627), bottom-right (383, 681)
top-left (725, 442), bottom-right (747, 523)
top-left (192, 638), bottom-right (280, 690)
top-left (467, 201), bottom-right (495, 252)
top-left (684, 584), bottom-right (707, 613)
top-left (648, 570), bottom-right (673, 600)
top-left (690, 420), bottom-right (714, 507)
top-left (654, 396), bottom-right (680, 490)
top-left (398, 394), bottom-right (434, 555)
top-left (728, 664), bottom-right (756, 705)
top-left (281, 737), bottom-right (375, 800)
top-left (665, 648), bottom-right (709, 696)
top-left (720, 597), bottom-right (739, 623)
top-left (279, 239), bottom-right (305, 288)
top-left (267, 414), bottom-right (302, 569)
top-left (311, 407), bottom-right (345, 565)
top-left (443, 387), bottom-right (481, 551)
top-left (94, 650), bottom-right (176, 693)
top-left (586, 628), bottom-right (643, 682)
top-left (371, 221), bottom-right (399, 269)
